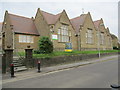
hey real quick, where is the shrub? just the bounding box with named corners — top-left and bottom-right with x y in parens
top-left (34, 50), bottom-right (41, 54)
top-left (37, 36), bottom-right (53, 54)
top-left (113, 46), bottom-right (118, 50)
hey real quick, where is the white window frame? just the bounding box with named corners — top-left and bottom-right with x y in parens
top-left (19, 35), bottom-right (23, 42)
top-left (58, 25), bottom-right (70, 43)
top-left (86, 29), bottom-right (93, 44)
top-left (19, 35), bottom-right (34, 43)
top-left (100, 33), bottom-right (104, 45)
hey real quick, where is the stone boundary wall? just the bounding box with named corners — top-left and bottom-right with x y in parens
top-left (33, 52), bottom-right (118, 68)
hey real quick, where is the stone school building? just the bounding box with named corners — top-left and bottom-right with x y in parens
top-left (1, 9), bottom-right (113, 52)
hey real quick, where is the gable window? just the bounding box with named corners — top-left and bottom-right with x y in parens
top-left (19, 35), bottom-right (34, 43)
top-left (86, 29), bottom-right (93, 44)
top-left (58, 25), bottom-right (71, 42)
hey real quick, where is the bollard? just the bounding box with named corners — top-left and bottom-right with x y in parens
top-left (10, 63), bottom-right (15, 77)
top-left (38, 61), bottom-right (41, 73)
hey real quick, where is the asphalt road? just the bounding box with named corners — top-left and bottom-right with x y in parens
top-left (3, 57), bottom-right (118, 88)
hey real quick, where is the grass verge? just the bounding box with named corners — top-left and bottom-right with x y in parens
top-left (16, 50), bottom-right (119, 59)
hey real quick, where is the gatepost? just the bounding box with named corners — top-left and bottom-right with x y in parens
top-left (2, 53), bottom-right (6, 74)
top-left (2, 49), bottom-right (13, 73)
top-left (25, 48), bottom-right (33, 68)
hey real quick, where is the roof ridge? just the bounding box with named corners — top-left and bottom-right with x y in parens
top-left (70, 14), bottom-right (87, 20)
top-left (41, 10), bottom-right (62, 24)
top-left (41, 9), bottom-right (62, 17)
top-left (70, 16), bottom-right (80, 20)
top-left (41, 10), bottom-right (56, 16)
top-left (94, 19), bottom-right (101, 22)
top-left (80, 14), bottom-right (87, 16)
top-left (55, 12), bottom-right (62, 16)
top-left (8, 13), bottom-right (31, 20)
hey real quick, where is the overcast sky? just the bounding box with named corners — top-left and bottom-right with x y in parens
top-left (0, 0), bottom-right (119, 37)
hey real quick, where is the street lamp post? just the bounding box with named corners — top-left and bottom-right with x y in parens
top-left (98, 23), bottom-right (104, 58)
top-left (98, 28), bottom-right (101, 58)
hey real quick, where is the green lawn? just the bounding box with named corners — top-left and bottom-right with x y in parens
top-left (17, 50), bottom-right (119, 58)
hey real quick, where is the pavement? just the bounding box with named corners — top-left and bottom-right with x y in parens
top-left (2, 54), bottom-right (118, 83)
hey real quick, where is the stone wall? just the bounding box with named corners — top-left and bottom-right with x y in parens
top-left (33, 52), bottom-right (118, 68)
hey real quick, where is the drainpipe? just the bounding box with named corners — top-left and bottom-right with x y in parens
top-left (79, 31), bottom-right (81, 51)
top-left (12, 31), bottom-right (14, 50)
top-left (77, 32), bottom-right (80, 51)
top-left (10, 25), bottom-right (14, 50)
top-left (79, 25), bottom-right (83, 51)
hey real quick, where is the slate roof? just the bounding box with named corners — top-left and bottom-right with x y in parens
top-left (41, 10), bottom-right (62, 25)
top-left (70, 14), bottom-right (87, 33)
top-left (94, 20), bottom-right (101, 29)
top-left (8, 13), bottom-right (39, 35)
